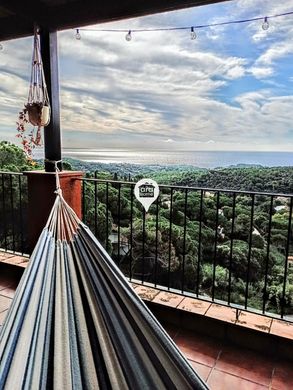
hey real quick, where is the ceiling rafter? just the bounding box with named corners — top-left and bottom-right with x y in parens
top-left (0, 0), bottom-right (231, 41)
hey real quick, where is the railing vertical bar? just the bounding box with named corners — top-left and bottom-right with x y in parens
top-left (212, 191), bottom-right (220, 301)
top-left (167, 188), bottom-right (174, 290)
top-left (181, 189), bottom-right (188, 294)
top-left (117, 183), bottom-right (121, 265)
top-left (106, 182), bottom-right (109, 251)
top-left (82, 179), bottom-right (85, 222)
top-left (196, 189), bottom-right (204, 296)
top-left (18, 175), bottom-right (24, 254)
top-left (142, 209), bottom-right (146, 284)
top-left (281, 197), bottom-right (293, 318)
top-left (245, 194), bottom-right (255, 309)
top-left (129, 184), bottom-right (134, 281)
top-left (9, 174), bottom-right (15, 252)
top-left (154, 194), bottom-right (160, 287)
top-left (262, 195), bottom-right (274, 314)
top-left (1, 174), bottom-right (7, 250)
top-left (94, 171), bottom-right (98, 237)
top-left (228, 192), bottom-right (236, 305)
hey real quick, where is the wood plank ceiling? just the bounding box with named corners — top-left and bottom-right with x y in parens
top-left (0, 0), bottom-right (231, 41)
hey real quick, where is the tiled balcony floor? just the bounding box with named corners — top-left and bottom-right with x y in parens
top-left (0, 270), bottom-right (292, 389)
top-left (163, 322), bottom-right (292, 389)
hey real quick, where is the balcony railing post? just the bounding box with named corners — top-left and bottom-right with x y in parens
top-left (24, 171), bottom-right (83, 253)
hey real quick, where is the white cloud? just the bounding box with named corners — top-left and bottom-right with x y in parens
top-left (0, 0), bottom-right (292, 152)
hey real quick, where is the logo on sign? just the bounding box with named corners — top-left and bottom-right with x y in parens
top-left (134, 179), bottom-right (159, 212)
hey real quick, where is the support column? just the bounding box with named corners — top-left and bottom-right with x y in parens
top-left (40, 29), bottom-right (62, 172)
top-left (24, 171), bottom-right (84, 253)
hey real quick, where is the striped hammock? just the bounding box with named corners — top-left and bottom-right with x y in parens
top-left (0, 174), bottom-right (208, 389)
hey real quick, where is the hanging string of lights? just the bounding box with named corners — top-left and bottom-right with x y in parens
top-left (74, 10), bottom-right (293, 41)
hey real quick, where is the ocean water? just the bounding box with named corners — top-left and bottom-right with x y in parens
top-left (57, 149), bottom-right (292, 168)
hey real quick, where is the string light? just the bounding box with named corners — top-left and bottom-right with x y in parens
top-left (125, 30), bottom-right (132, 41)
top-left (190, 27), bottom-right (196, 40)
top-left (76, 10), bottom-right (293, 38)
top-left (75, 28), bottom-right (81, 40)
top-left (262, 17), bottom-right (269, 30)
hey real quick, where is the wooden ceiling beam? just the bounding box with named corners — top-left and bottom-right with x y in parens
top-left (0, 0), bottom-right (231, 41)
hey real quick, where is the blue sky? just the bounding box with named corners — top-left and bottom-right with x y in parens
top-left (0, 0), bottom-right (293, 153)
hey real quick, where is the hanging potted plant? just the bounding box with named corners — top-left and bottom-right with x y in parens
top-left (16, 27), bottom-right (51, 156)
top-left (26, 27), bottom-right (51, 127)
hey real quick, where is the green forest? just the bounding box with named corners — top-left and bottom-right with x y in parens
top-left (1, 141), bottom-right (293, 317)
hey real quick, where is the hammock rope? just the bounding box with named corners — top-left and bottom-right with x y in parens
top-left (0, 167), bottom-right (208, 389)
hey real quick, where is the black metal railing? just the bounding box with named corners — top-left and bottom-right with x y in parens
top-left (0, 172), bottom-right (28, 255)
top-left (81, 177), bottom-right (293, 321)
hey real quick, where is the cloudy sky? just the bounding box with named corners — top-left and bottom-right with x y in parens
top-left (1, 0), bottom-right (293, 152)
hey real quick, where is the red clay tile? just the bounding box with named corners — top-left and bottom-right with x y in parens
top-left (188, 360), bottom-right (212, 382)
top-left (133, 285), bottom-right (160, 301)
top-left (4, 255), bottom-right (25, 265)
top-left (215, 346), bottom-right (274, 386)
top-left (271, 361), bottom-right (293, 390)
top-left (0, 309), bottom-right (8, 325)
top-left (236, 311), bottom-right (272, 333)
top-left (0, 287), bottom-right (16, 299)
top-left (152, 291), bottom-right (184, 308)
top-left (208, 369), bottom-right (268, 390)
top-left (177, 297), bottom-right (211, 315)
top-left (270, 320), bottom-right (293, 340)
top-left (174, 330), bottom-right (221, 366)
top-left (0, 295), bottom-right (12, 313)
top-left (161, 322), bottom-right (179, 339)
top-left (18, 261), bottom-right (29, 268)
top-left (205, 304), bottom-right (237, 324)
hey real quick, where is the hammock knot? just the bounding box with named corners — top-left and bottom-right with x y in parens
top-left (54, 188), bottom-right (63, 196)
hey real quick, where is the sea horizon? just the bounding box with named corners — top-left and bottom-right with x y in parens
top-left (34, 148), bottom-right (292, 169)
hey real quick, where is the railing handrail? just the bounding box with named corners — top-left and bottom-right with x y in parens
top-left (77, 177), bottom-right (293, 198)
top-left (0, 171), bottom-right (24, 176)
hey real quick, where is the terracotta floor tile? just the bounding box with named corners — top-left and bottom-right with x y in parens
top-left (0, 309), bottom-right (8, 325)
top-left (177, 297), bottom-right (211, 315)
top-left (270, 320), bottom-right (293, 340)
top-left (0, 275), bottom-right (17, 291)
top-left (205, 304), bottom-right (237, 324)
top-left (208, 369), bottom-right (268, 390)
top-left (18, 261), bottom-right (29, 268)
top-left (4, 255), bottom-right (25, 265)
top-left (161, 322), bottom-right (179, 339)
top-left (152, 291), bottom-right (184, 308)
top-left (236, 311), bottom-right (272, 333)
top-left (174, 330), bottom-right (221, 366)
top-left (0, 287), bottom-right (16, 299)
top-left (0, 295), bottom-right (12, 313)
top-left (188, 360), bottom-right (212, 382)
top-left (133, 285), bottom-right (160, 301)
top-left (215, 347), bottom-right (274, 386)
top-left (271, 361), bottom-right (293, 390)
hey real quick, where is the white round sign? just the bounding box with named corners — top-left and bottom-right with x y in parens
top-left (134, 179), bottom-right (160, 212)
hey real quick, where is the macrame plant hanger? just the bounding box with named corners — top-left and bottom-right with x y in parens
top-left (16, 27), bottom-right (51, 156)
top-left (27, 27), bottom-right (51, 141)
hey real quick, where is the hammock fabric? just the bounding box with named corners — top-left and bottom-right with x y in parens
top-left (0, 175), bottom-right (208, 390)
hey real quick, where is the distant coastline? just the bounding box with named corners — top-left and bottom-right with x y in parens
top-left (54, 149), bottom-right (293, 169)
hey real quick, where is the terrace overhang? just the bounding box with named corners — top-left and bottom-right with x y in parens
top-left (0, 0), bottom-right (231, 41)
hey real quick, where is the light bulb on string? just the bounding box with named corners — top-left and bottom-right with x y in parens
top-left (125, 30), bottom-right (132, 41)
top-left (75, 29), bottom-right (81, 40)
top-left (190, 27), bottom-right (196, 40)
top-left (262, 17), bottom-right (269, 30)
